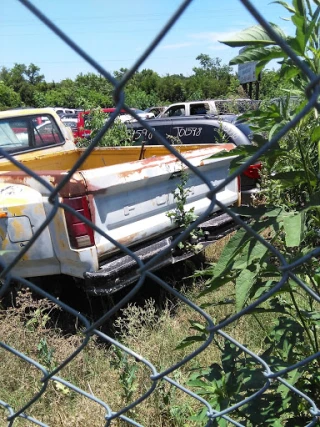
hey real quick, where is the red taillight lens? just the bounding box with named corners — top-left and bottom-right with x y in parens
top-left (243, 162), bottom-right (262, 180)
top-left (63, 196), bottom-right (94, 249)
top-left (77, 115), bottom-right (84, 138)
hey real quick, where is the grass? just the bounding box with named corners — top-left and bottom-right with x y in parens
top-left (0, 237), bottom-right (285, 426)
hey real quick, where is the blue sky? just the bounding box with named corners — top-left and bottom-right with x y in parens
top-left (2, 0), bottom-right (294, 82)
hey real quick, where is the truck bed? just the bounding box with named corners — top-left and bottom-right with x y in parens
top-left (0, 143), bottom-right (236, 172)
top-left (0, 144), bottom-right (238, 290)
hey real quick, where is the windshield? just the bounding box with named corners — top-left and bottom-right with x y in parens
top-left (0, 114), bottom-right (64, 154)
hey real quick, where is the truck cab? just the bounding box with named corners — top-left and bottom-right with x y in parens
top-left (0, 108), bottom-right (76, 160)
top-left (159, 99), bottom-right (261, 118)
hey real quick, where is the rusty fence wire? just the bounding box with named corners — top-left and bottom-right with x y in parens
top-left (1, 0), bottom-right (320, 426)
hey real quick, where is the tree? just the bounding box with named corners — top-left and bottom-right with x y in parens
top-left (113, 68), bottom-right (129, 82)
top-left (74, 73), bottom-right (113, 96)
top-left (0, 82), bottom-right (21, 110)
top-left (24, 63), bottom-right (45, 85)
top-left (0, 63), bottom-right (44, 106)
top-left (193, 54), bottom-right (232, 80)
top-left (190, 54), bottom-right (235, 99)
top-left (257, 69), bottom-right (290, 100)
top-left (134, 69), bottom-right (161, 95)
top-left (124, 89), bottom-right (162, 110)
top-left (157, 74), bottom-right (187, 103)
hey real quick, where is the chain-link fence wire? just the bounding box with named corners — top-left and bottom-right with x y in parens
top-left (0, 0), bottom-right (320, 425)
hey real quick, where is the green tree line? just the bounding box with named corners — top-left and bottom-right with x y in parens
top-left (0, 53), bottom-right (288, 111)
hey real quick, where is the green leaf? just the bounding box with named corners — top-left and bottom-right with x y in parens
top-left (217, 417), bottom-right (228, 427)
top-left (305, 190), bottom-right (320, 209)
top-left (189, 407), bottom-right (208, 422)
top-left (231, 206), bottom-right (284, 219)
top-left (229, 47), bottom-right (287, 75)
top-left (283, 212), bottom-right (303, 247)
top-left (236, 268), bottom-right (259, 311)
top-left (279, 63), bottom-right (301, 80)
top-left (233, 239), bottom-right (269, 270)
top-left (251, 133), bottom-right (268, 147)
top-left (272, 1), bottom-right (296, 14)
top-left (205, 145), bottom-right (257, 162)
top-left (220, 24), bottom-right (287, 47)
top-left (300, 310), bottom-right (320, 321)
top-left (208, 228), bottom-right (249, 277)
top-left (291, 14), bottom-right (307, 55)
top-left (229, 47), bottom-right (285, 68)
top-left (270, 170), bottom-right (308, 187)
top-left (305, 6), bottom-right (320, 48)
top-left (175, 335), bottom-right (206, 350)
top-left (269, 122), bottom-right (285, 139)
top-left (187, 378), bottom-right (209, 388)
top-left (311, 126), bottom-right (320, 142)
top-left (293, 0), bottom-right (306, 18)
top-left (199, 274), bottom-right (236, 297)
top-left (189, 320), bottom-right (206, 332)
top-left (277, 369), bottom-right (301, 399)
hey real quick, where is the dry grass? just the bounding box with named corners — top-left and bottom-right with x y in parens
top-left (203, 232), bottom-right (235, 263)
top-left (0, 236), bottom-right (275, 426)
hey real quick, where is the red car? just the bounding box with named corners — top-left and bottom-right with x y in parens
top-left (74, 108), bottom-right (127, 139)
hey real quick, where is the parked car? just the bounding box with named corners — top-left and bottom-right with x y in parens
top-left (50, 107), bottom-right (77, 116)
top-left (75, 108), bottom-right (128, 139)
top-left (60, 113), bottom-right (79, 120)
top-left (126, 114), bottom-right (251, 145)
top-left (145, 106), bottom-right (167, 117)
top-left (158, 99), bottom-right (261, 118)
top-left (120, 108), bottom-right (155, 123)
top-left (126, 114), bottom-right (260, 205)
top-left (75, 108), bottom-right (155, 139)
top-left (61, 117), bottom-right (78, 133)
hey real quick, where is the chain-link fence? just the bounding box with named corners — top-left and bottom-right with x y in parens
top-left (1, 0), bottom-right (320, 426)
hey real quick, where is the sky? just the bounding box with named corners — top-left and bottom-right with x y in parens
top-left (1, 0), bottom-right (294, 83)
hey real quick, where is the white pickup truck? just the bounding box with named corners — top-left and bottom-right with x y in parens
top-left (158, 99), bottom-right (260, 118)
top-left (0, 108), bottom-right (239, 295)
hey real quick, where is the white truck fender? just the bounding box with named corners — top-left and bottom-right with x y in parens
top-left (0, 183), bottom-right (60, 278)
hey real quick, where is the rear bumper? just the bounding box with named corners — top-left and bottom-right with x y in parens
top-left (83, 213), bottom-right (237, 295)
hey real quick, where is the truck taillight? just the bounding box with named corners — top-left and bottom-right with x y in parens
top-left (243, 162), bottom-right (262, 180)
top-left (63, 196), bottom-right (94, 249)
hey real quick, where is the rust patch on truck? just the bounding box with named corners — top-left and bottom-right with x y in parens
top-left (116, 231), bottom-right (148, 248)
top-left (78, 144), bottom-right (237, 194)
top-left (0, 170), bottom-right (87, 197)
top-left (114, 144), bottom-right (236, 181)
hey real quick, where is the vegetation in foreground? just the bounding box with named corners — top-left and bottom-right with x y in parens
top-left (0, 250), bottom-right (262, 427)
top-left (179, 1), bottom-right (320, 425)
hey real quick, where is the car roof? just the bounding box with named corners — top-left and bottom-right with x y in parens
top-left (0, 108), bottom-right (60, 120)
top-left (82, 108), bottom-right (126, 114)
top-left (127, 114), bottom-right (238, 126)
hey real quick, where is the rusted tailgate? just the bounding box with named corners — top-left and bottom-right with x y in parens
top-left (78, 145), bottom-right (238, 260)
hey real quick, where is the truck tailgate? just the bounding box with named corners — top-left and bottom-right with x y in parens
top-left (79, 146), bottom-right (238, 260)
